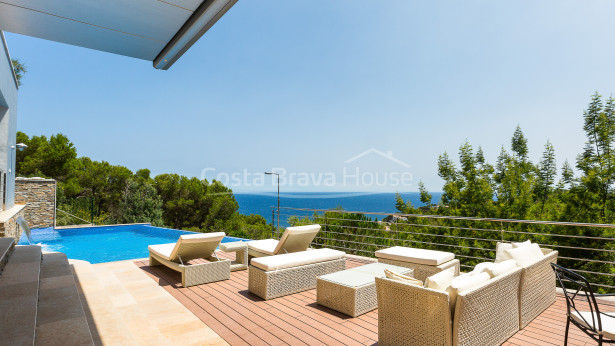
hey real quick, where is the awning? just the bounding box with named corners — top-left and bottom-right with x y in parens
top-left (0, 0), bottom-right (238, 69)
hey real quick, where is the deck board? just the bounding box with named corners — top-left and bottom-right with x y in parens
top-left (135, 253), bottom-right (615, 345)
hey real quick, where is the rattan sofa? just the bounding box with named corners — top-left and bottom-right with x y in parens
top-left (376, 267), bottom-right (523, 346)
top-left (248, 248), bottom-right (345, 300)
top-left (496, 242), bottom-right (559, 329)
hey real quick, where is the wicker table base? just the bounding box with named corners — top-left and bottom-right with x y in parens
top-left (317, 262), bottom-right (413, 317)
top-left (219, 241), bottom-right (248, 271)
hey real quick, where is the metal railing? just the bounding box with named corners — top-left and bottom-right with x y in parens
top-left (56, 208), bottom-right (94, 226)
top-left (272, 206), bottom-right (615, 292)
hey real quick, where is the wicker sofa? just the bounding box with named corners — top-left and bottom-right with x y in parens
top-left (496, 242), bottom-right (559, 329)
top-left (248, 248), bottom-right (345, 300)
top-left (376, 267), bottom-right (523, 346)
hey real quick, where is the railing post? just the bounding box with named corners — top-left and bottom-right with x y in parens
top-left (271, 209), bottom-right (275, 239)
top-left (395, 217), bottom-right (399, 246)
top-left (500, 222), bottom-right (504, 243)
top-left (324, 212), bottom-right (328, 248)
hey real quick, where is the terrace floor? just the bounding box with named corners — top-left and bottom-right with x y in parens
top-left (133, 252), bottom-right (615, 346)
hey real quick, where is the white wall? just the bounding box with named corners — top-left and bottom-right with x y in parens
top-left (0, 31), bottom-right (19, 209)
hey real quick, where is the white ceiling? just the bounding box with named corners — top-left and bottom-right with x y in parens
top-left (0, 0), bottom-right (233, 66)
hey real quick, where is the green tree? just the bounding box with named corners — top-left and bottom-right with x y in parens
top-left (437, 142), bottom-right (495, 217)
top-left (575, 92), bottom-right (615, 221)
top-left (119, 178), bottom-right (164, 226)
top-left (418, 181), bottom-right (432, 206)
top-left (11, 59), bottom-right (26, 86)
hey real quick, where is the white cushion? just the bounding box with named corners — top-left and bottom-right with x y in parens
top-left (484, 259), bottom-right (517, 278)
top-left (148, 243), bottom-right (176, 258)
top-left (250, 248), bottom-right (345, 271)
top-left (470, 262), bottom-right (496, 275)
top-left (495, 243), bottom-right (513, 263)
top-left (424, 267), bottom-right (456, 291)
top-left (495, 241), bottom-right (532, 263)
top-left (449, 272), bottom-right (491, 307)
top-left (384, 269), bottom-right (423, 286)
top-left (571, 311), bottom-right (615, 340)
top-left (375, 246), bottom-right (455, 266)
top-left (512, 240), bottom-right (531, 248)
top-left (504, 243), bottom-right (544, 267)
top-left (247, 239), bottom-right (279, 255)
top-left (179, 232), bottom-right (226, 242)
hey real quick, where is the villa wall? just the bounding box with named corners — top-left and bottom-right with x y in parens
top-left (15, 177), bottom-right (56, 229)
top-left (0, 204), bottom-right (25, 238)
top-left (0, 32), bottom-right (19, 211)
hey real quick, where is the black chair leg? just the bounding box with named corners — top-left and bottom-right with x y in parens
top-left (564, 317), bottom-right (570, 346)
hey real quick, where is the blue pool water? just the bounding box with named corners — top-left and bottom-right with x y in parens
top-left (18, 224), bottom-right (247, 264)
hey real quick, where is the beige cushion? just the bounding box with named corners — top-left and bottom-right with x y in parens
top-left (504, 243), bottom-right (544, 267)
top-left (424, 267), bottom-right (456, 291)
top-left (247, 239), bottom-right (279, 255)
top-left (273, 224), bottom-right (320, 254)
top-left (250, 248), bottom-right (344, 271)
top-left (148, 232), bottom-right (226, 262)
top-left (484, 259), bottom-right (517, 278)
top-left (384, 269), bottom-right (423, 286)
top-left (375, 246), bottom-right (455, 266)
top-left (571, 311), bottom-right (615, 340)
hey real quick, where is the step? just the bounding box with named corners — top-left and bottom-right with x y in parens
top-left (0, 237), bottom-right (15, 275)
top-left (35, 252), bottom-right (94, 345)
top-left (0, 245), bottom-right (42, 345)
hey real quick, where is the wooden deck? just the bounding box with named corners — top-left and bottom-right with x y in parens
top-left (135, 253), bottom-right (614, 346)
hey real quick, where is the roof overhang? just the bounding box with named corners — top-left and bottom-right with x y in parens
top-left (0, 0), bottom-right (238, 70)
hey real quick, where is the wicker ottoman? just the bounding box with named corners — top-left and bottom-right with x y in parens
top-left (317, 262), bottom-right (413, 317)
top-left (375, 246), bottom-right (459, 281)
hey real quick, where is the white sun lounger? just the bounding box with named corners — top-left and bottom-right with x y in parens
top-left (148, 232), bottom-right (231, 287)
top-left (247, 224), bottom-right (321, 259)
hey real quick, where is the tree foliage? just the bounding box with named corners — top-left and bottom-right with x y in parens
top-left (15, 131), bottom-right (268, 238)
top-left (393, 93), bottom-right (615, 292)
top-left (11, 59), bottom-right (26, 86)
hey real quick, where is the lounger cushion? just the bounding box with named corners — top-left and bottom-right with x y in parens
top-left (247, 239), bottom-right (279, 255)
top-left (148, 243), bottom-right (176, 259)
top-left (250, 248), bottom-right (344, 271)
top-left (273, 224), bottom-right (320, 254)
top-left (375, 246), bottom-right (455, 266)
top-left (504, 243), bottom-right (544, 267)
top-left (571, 311), bottom-right (615, 340)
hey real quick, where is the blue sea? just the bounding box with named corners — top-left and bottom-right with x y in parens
top-left (235, 192), bottom-right (443, 226)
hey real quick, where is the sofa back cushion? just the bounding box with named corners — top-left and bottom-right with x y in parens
top-left (504, 243), bottom-right (545, 267)
top-left (425, 267), bottom-right (456, 291)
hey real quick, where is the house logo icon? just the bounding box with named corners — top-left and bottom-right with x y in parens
top-left (344, 149), bottom-right (411, 168)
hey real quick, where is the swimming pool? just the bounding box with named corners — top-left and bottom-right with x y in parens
top-left (17, 224), bottom-right (247, 264)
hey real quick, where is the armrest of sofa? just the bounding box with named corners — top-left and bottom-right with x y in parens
top-left (453, 267), bottom-right (522, 346)
top-left (376, 277), bottom-right (452, 345)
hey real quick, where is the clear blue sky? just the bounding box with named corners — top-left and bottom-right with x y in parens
top-left (5, 0), bottom-right (615, 193)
